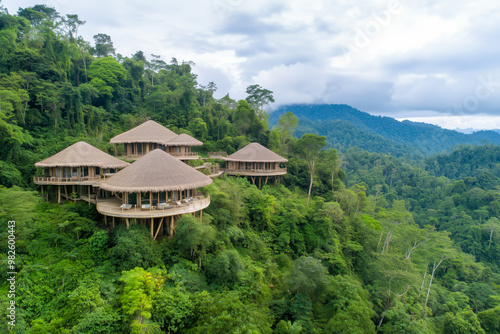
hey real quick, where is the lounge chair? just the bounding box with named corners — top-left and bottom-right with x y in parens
top-left (120, 204), bottom-right (132, 210)
top-left (157, 202), bottom-right (171, 209)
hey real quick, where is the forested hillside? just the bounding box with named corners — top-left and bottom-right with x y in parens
top-left (271, 104), bottom-right (500, 156)
top-left (1, 4), bottom-right (500, 334)
top-left (294, 118), bottom-right (424, 160)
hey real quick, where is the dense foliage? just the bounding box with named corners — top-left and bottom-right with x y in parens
top-left (1, 4), bottom-right (500, 334)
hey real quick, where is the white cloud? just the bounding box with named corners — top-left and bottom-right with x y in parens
top-left (398, 115), bottom-right (500, 131)
top-left (3, 0), bottom-right (500, 123)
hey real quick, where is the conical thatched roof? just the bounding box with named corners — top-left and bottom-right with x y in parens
top-left (35, 141), bottom-right (129, 168)
top-left (99, 149), bottom-right (212, 192)
top-left (109, 120), bottom-right (178, 145)
top-left (167, 133), bottom-right (203, 146)
top-left (223, 142), bottom-right (288, 163)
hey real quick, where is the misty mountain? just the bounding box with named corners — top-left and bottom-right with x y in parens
top-left (270, 104), bottom-right (500, 155)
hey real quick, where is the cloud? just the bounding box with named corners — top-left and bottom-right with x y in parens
top-left (3, 0), bottom-right (500, 124)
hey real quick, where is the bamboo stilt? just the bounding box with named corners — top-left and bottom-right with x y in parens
top-left (125, 218), bottom-right (130, 229)
top-left (58, 185), bottom-right (61, 203)
top-left (150, 218), bottom-right (154, 238)
top-left (112, 216), bottom-right (115, 228)
top-left (154, 217), bottom-right (164, 240)
top-left (169, 216), bottom-right (174, 237)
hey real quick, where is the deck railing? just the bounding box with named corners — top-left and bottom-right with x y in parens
top-left (168, 152), bottom-right (199, 157)
top-left (207, 152), bottom-right (227, 158)
top-left (33, 176), bottom-right (103, 183)
top-left (96, 195), bottom-right (210, 217)
top-left (224, 167), bottom-right (287, 174)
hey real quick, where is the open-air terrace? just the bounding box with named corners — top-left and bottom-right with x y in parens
top-left (224, 167), bottom-right (287, 176)
top-left (96, 195), bottom-right (210, 218)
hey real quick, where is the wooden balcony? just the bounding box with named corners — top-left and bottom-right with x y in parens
top-left (224, 167), bottom-right (287, 176)
top-left (207, 152), bottom-right (227, 158)
top-left (33, 176), bottom-right (104, 185)
top-left (96, 195), bottom-right (210, 218)
top-left (167, 152), bottom-right (200, 160)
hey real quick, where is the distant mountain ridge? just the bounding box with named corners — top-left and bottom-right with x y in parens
top-left (270, 104), bottom-right (500, 156)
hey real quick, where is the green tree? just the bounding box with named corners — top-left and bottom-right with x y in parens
top-left (443, 308), bottom-right (485, 334)
top-left (285, 256), bottom-right (328, 300)
top-left (87, 56), bottom-right (127, 110)
top-left (296, 134), bottom-right (327, 205)
top-left (245, 84), bottom-right (274, 113)
top-left (119, 267), bottom-right (165, 333)
top-left (174, 215), bottom-right (216, 268)
top-left (93, 33), bottom-right (115, 58)
top-left (274, 111), bottom-right (298, 155)
top-left (233, 99), bottom-right (253, 135)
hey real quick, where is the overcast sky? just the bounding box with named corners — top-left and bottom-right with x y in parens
top-left (3, 0), bottom-right (500, 129)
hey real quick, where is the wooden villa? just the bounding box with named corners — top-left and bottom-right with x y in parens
top-left (223, 142), bottom-right (288, 187)
top-left (109, 120), bottom-right (202, 160)
top-left (96, 149), bottom-right (212, 239)
top-left (33, 141), bottom-right (130, 203)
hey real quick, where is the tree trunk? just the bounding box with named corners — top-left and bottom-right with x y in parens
top-left (307, 170), bottom-right (314, 205)
top-left (489, 227), bottom-right (494, 249)
top-left (424, 257), bottom-right (445, 315)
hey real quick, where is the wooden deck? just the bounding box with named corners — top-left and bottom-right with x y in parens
top-left (168, 152), bottom-right (199, 160)
top-left (118, 152), bottom-right (199, 161)
top-left (33, 176), bottom-right (103, 185)
top-left (96, 195), bottom-right (210, 218)
top-left (223, 167), bottom-right (287, 176)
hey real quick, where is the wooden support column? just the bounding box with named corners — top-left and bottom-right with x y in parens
top-left (114, 144), bottom-right (118, 156)
top-left (154, 217), bottom-right (164, 240)
top-left (88, 185), bottom-right (91, 205)
top-left (104, 215), bottom-right (107, 226)
top-left (265, 176), bottom-right (269, 185)
top-left (200, 210), bottom-right (203, 221)
top-left (125, 218), bottom-right (130, 229)
top-left (41, 185), bottom-right (44, 198)
top-left (150, 218), bottom-right (154, 238)
top-left (169, 216), bottom-right (174, 237)
top-left (64, 185), bottom-right (68, 201)
top-left (259, 177), bottom-right (262, 189)
top-left (149, 192), bottom-right (152, 205)
top-left (58, 185), bottom-right (61, 203)
top-left (112, 216), bottom-right (115, 228)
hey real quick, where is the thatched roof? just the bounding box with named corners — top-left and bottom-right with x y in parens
top-left (167, 133), bottom-right (203, 146)
top-left (109, 120), bottom-right (178, 145)
top-left (223, 142), bottom-right (288, 163)
top-left (99, 149), bottom-right (212, 192)
top-left (35, 141), bottom-right (130, 168)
